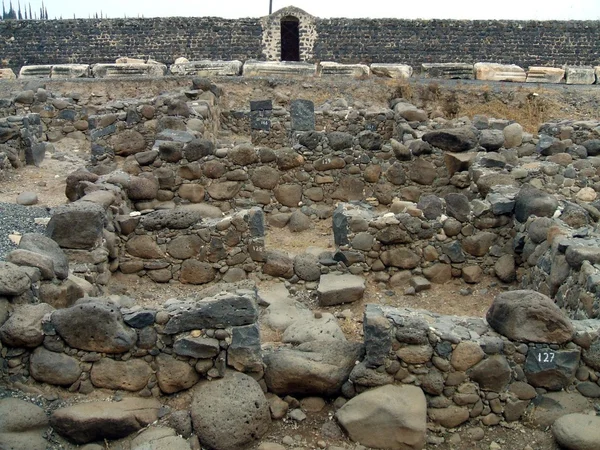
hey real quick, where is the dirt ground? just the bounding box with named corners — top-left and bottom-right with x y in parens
top-left (1, 76), bottom-right (591, 449)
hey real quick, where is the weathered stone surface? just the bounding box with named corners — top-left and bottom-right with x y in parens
top-left (552, 413), bottom-right (600, 450)
top-left (91, 358), bottom-right (152, 391)
top-left (565, 66), bottom-right (595, 85)
top-left (263, 250), bottom-right (294, 279)
top-left (529, 391), bottom-right (594, 428)
top-left (421, 63), bottom-right (474, 79)
top-left (380, 248), bottom-right (420, 269)
top-left (130, 427), bottom-right (191, 450)
top-left (474, 63), bottom-right (526, 82)
top-left (179, 260), bottom-right (216, 284)
top-left (409, 158), bottom-right (437, 185)
top-left (141, 209), bottom-right (203, 230)
top-left (170, 59), bottom-right (243, 77)
top-left (524, 348), bottom-right (580, 391)
top-left (486, 290), bottom-right (574, 344)
top-left (126, 235), bottom-right (164, 259)
top-left (191, 371), bottom-right (271, 450)
top-left (166, 235), bottom-right (203, 259)
top-left (264, 340), bottom-right (363, 396)
top-left (451, 341), bottom-right (485, 371)
top-left (282, 312), bottom-right (345, 344)
top-left (50, 398), bottom-right (161, 444)
top-left (371, 63), bottom-right (413, 79)
top-left (251, 166), bottom-right (280, 189)
top-left (422, 127), bottom-right (478, 152)
top-left (156, 354), bottom-right (200, 394)
top-left (0, 261), bottom-right (31, 296)
top-left (336, 384), bottom-right (426, 450)
top-left (30, 347), bottom-right (82, 386)
top-left (495, 254), bottom-right (516, 283)
top-left (0, 303), bottom-right (53, 347)
top-left (228, 323), bottom-right (262, 372)
top-left (0, 398), bottom-right (48, 450)
top-left (428, 406), bottom-right (470, 428)
top-left (207, 181), bottom-right (242, 200)
top-left (111, 130), bottom-right (146, 156)
top-left (173, 336), bottom-right (220, 358)
top-left (469, 355), bottom-right (512, 392)
top-left (18, 233), bottom-right (69, 279)
top-left (46, 202), bottom-right (105, 249)
top-left (293, 253), bottom-right (321, 281)
top-left (514, 185), bottom-right (558, 223)
top-left (317, 273), bottom-right (365, 306)
top-left (51, 300), bottom-right (136, 353)
top-left (274, 184), bottom-right (302, 207)
top-left (164, 293), bottom-right (258, 334)
top-left (526, 66), bottom-right (565, 83)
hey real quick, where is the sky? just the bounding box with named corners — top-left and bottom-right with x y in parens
top-left (18, 0), bottom-right (600, 20)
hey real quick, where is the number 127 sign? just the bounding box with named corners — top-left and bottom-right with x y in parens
top-left (531, 349), bottom-right (557, 367)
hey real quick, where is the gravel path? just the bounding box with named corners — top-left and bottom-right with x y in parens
top-left (0, 202), bottom-right (50, 260)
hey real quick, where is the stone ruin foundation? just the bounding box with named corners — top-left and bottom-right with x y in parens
top-left (0, 74), bottom-right (599, 450)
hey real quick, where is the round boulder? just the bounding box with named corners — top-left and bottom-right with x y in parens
top-left (191, 371), bottom-right (271, 450)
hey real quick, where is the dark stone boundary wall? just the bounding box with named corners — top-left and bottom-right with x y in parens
top-left (0, 18), bottom-right (264, 72)
top-left (1, 17), bottom-right (600, 72)
top-left (314, 19), bottom-right (600, 68)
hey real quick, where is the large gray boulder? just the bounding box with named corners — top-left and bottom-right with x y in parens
top-left (552, 413), bottom-right (600, 450)
top-left (191, 371), bottom-right (271, 450)
top-left (0, 303), bottom-right (54, 347)
top-left (0, 261), bottom-right (31, 296)
top-left (0, 398), bottom-right (49, 450)
top-left (422, 127), bottom-right (478, 152)
top-left (30, 347), bottom-right (82, 386)
top-left (18, 233), bottom-right (69, 279)
top-left (131, 427), bottom-right (191, 450)
top-left (336, 384), bottom-right (427, 450)
top-left (263, 340), bottom-right (364, 396)
top-left (46, 202), bottom-right (106, 249)
top-left (50, 398), bottom-right (161, 444)
top-left (514, 185), bottom-right (558, 223)
top-left (51, 300), bottom-right (136, 353)
top-left (164, 292), bottom-right (258, 334)
top-left (282, 312), bottom-right (346, 344)
top-left (486, 290), bottom-right (574, 344)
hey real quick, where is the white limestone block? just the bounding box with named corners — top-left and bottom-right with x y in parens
top-left (242, 60), bottom-right (317, 77)
top-left (370, 63), bottom-right (413, 79)
top-left (474, 63), bottom-right (526, 82)
top-left (319, 61), bottom-right (371, 79)
top-left (526, 67), bottom-right (565, 83)
top-left (170, 60), bottom-right (243, 77)
top-left (565, 66), bottom-right (595, 85)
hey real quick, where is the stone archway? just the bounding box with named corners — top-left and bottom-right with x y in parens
top-left (261, 6), bottom-right (317, 62)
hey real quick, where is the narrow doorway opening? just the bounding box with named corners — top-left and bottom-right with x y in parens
top-left (280, 16), bottom-right (300, 61)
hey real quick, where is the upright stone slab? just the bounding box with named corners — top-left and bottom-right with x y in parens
top-left (421, 63), bottom-right (474, 79)
top-left (370, 63), bottom-right (413, 79)
top-left (290, 99), bottom-right (315, 132)
top-left (474, 63), bottom-right (526, 82)
top-left (170, 59), bottom-right (243, 76)
top-left (526, 67), bottom-right (565, 83)
top-left (565, 67), bottom-right (595, 85)
top-left (45, 202), bottom-right (106, 249)
top-left (250, 99), bottom-right (272, 131)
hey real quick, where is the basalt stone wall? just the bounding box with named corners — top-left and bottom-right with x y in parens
top-left (0, 18), bottom-right (263, 72)
top-left (357, 303), bottom-right (600, 428)
top-left (0, 289), bottom-right (262, 395)
top-left (1, 17), bottom-right (600, 73)
top-left (314, 19), bottom-right (600, 68)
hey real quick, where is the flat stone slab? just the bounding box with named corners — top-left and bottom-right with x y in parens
top-left (370, 63), bottom-right (413, 79)
top-left (317, 273), bottom-right (366, 306)
top-left (19, 65), bottom-right (52, 78)
top-left (91, 63), bottom-right (167, 78)
top-left (319, 61), bottom-right (371, 78)
top-left (421, 63), bottom-right (474, 79)
top-left (50, 398), bottom-right (161, 444)
top-left (51, 64), bottom-right (90, 79)
top-left (526, 66), bottom-right (565, 83)
top-left (170, 59), bottom-right (242, 76)
top-left (243, 61), bottom-right (317, 77)
top-left (474, 63), bottom-right (526, 82)
top-left (565, 67), bottom-right (595, 85)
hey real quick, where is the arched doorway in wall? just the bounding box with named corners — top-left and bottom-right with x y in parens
top-left (280, 16), bottom-right (300, 61)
